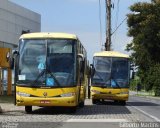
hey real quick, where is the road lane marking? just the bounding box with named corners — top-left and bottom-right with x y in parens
top-left (128, 103), bottom-right (160, 122)
top-left (65, 119), bottom-right (128, 122)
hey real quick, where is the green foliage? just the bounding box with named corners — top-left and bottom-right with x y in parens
top-left (154, 86), bottom-right (160, 96)
top-left (129, 79), bottom-right (143, 91)
top-left (129, 79), bottom-right (137, 91)
top-left (129, 75), bottom-right (143, 91)
top-left (144, 64), bottom-right (160, 96)
top-left (127, 0), bottom-right (160, 96)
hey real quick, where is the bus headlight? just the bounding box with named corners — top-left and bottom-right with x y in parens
top-left (91, 90), bottom-right (101, 94)
top-left (60, 92), bottom-right (75, 97)
top-left (17, 92), bottom-right (30, 97)
top-left (120, 92), bottom-right (129, 94)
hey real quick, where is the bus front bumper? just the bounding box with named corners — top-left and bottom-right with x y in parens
top-left (16, 95), bottom-right (77, 107)
top-left (91, 94), bottom-right (129, 101)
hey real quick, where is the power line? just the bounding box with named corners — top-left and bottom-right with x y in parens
top-left (98, 0), bottom-right (103, 50)
top-left (112, 0), bottom-right (120, 45)
top-left (111, 16), bottom-right (127, 36)
top-left (115, 0), bottom-right (120, 29)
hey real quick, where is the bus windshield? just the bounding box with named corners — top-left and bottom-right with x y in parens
top-left (17, 39), bottom-right (76, 87)
top-left (92, 57), bottom-right (129, 88)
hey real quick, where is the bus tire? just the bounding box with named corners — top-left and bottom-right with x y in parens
top-left (114, 100), bottom-right (119, 104)
top-left (92, 99), bottom-right (99, 104)
top-left (79, 101), bottom-right (84, 108)
top-left (120, 101), bottom-right (126, 106)
top-left (25, 106), bottom-right (32, 113)
top-left (69, 106), bottom-right (77, 113)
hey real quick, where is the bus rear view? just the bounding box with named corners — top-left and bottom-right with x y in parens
top-left (90, 51), bottom-right (130, 105)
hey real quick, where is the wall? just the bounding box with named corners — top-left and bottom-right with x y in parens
top-left (0, 0), bottom-right (41, 48)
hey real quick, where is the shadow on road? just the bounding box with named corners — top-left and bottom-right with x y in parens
top-left (31, 107), bottom-right (76, 115)
top-left (28, 101), bottom-right (131, 115)
top-left (76, 105), bottom-right (131, 115)
top-left (1, 101), bottom-right (132, 115)
top-left (127, 101), bottom-right (160, 106)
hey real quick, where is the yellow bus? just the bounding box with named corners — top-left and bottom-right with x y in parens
top-left (12, 33), bottom-right (88, 113)
top-left (90, 51), bottom-right (130, 105)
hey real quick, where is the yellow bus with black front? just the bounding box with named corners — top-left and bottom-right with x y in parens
top-left (13, 33), bottom-right (88, 113)
top-left (90, 51), bottom-right (130, 105)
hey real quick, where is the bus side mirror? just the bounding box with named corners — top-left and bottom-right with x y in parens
top-left (131, 71), bottom-right (135, 79)
top-left (10, 51), bottom-right (19, 70)
top-left (130, 67), bottom-right (133, 70)
top-left (130, 63), bottom-right (134, 70)
top-left (9, 57), bottom-right (14, 70)
top-left (90, 64), bottom-right (95, 77)
top-left (78, 54), bottom-right (84, 61)
top-left (78, 54), bottom-right (85, 73)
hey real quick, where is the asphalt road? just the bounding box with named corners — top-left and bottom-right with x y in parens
top-left (127, 95), bottom-right (160, 122)
top-left (0, 95), bottom-right (160, 128)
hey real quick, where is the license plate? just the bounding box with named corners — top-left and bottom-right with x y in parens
top-left (40, 100), bottom-right (50, 104)
top-left (106, 96), bottom-right (113, 99)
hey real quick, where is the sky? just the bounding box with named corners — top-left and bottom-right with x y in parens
top-left (10, 0), bottom-right (150, 62)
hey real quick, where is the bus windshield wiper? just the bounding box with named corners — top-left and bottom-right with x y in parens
top-left (102, 77), bottom-right (121, 88)
top-left (102, 79), bottom-right (111, 88)
top-left (30, 69), bottom-right (45, 86)
top-left (30, 69), bottom-right (60, 86)
top-left (111, 78), bottom-right (121, 88)
top-left (95, 72), bottom-right (111, 84)
top-left (46, 69), bottom-right (60, 86)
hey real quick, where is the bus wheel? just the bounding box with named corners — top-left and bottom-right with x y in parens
top-left (114, 100), bottom-right (119, 104)
top-left (114, 100), bottom-right (118, 103)
top-left (120, 101), bottom-right (126, 106)
top-left (25, 106), bottom-right (32, 113)
top-left (69, 107), bottom-right (77, 113)
top-left (92, 99), bottom-right (99, 104)
top-left (79, 101), bottom-right (84, 108)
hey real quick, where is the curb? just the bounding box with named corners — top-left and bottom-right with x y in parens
top-left (135, 95), bottom-right (160, 100)
top-left (130, 91), bottom-right (160, 100)
top-left (130, 93), bottom-right (160, 101)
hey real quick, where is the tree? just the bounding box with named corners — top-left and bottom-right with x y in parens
top-left (126, 0), bottom-right (160, 96)
top-left (143, 64), bottom-right (160, 96)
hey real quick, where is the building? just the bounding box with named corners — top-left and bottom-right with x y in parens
top-left (0, 0), bottom-right (41, 95)
top-left (0, 0), bottom-right (41, 49)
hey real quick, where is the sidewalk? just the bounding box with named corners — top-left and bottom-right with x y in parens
top-left (0, 95), bottom-right (14, 113)
top-left (130, 91), bottom-right (160, 100)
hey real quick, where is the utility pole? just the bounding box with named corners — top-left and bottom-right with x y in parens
top-left (105, 0), bottom-right (111, 51)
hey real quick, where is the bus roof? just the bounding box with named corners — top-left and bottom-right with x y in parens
top-left (20, 32), bottom-right (78, 40)
top-left (93, 51), bottom-right (129, 58)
